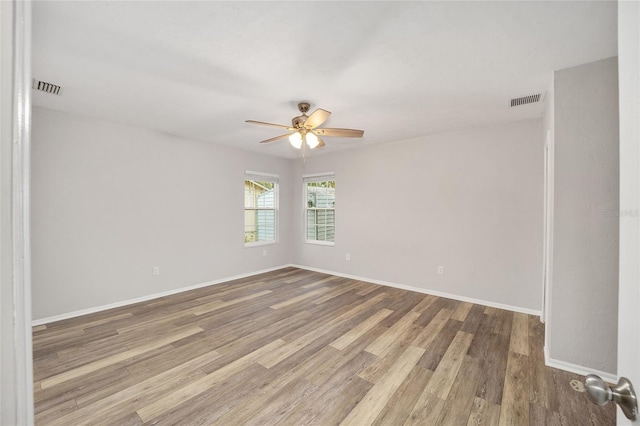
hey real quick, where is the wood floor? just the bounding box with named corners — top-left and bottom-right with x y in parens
top-left (33, 267), bottom-right (615, 425)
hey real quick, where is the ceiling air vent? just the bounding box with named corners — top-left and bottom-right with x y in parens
top-left (510, 93), bottom-right (541, 107)
top-left (32, 79), bottom-right (61, 95)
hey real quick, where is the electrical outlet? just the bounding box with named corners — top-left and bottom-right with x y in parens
top-left (153, 266), bottom-right (160, 275)
top-left (346, 253), bottom-right (351, 261)
top-left (437, 265), bottom-right (444, 275)
top-left (263, 249), bottom-right (267, 257)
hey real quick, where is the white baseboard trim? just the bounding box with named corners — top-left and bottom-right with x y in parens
top-left (544, 346), bottom-right (618, 383)
top-left (35, 263), bottom-right (613, 383)
top-left (31, 265), bottom-right (292, 326)
top-left (290, 264), bottom-right (541, 316)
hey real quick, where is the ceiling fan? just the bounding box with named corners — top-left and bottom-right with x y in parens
top-left (245, 102), bottom-right (364, 150)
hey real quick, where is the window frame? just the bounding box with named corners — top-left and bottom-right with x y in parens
top-left (303, 173), bottom-right (336, 246)
top-left (244, 170), bottom-right (279, 247)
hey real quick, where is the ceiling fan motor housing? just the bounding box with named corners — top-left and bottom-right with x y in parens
top-left (291, 115), bottom-right (307, 129)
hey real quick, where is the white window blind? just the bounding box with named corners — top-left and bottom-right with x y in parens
top-left (303, 173), bottom-right (335, 184)
top-left (246, 171), bottom-right (279, 184)
top-left (245, 171), bottom-right (279, 245)
top-left (304, 173), bottom-right (336, 245)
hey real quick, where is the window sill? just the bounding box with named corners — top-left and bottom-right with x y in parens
top-left (304, 240), bottom-right (335, 247)
top-left (245, 241), bottom-right (278, 248)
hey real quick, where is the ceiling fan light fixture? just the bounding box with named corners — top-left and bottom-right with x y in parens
top-left (288, 132), bottom-right (303, 149)
top-left (306, 132), bottom-right (319, 149)
top-left (246, 102), bottom-right (364, 150)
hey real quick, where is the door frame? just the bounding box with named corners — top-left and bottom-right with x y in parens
top-left (0, 0), bottom-right (34, 424)
top-left (542, 128), bottom-right (554, 328)
top-left (617, 1), bottom-right (640, 424)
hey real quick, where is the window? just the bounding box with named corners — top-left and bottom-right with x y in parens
top-left (245, 171), bottom-right (278, 246)
top-left (304, 174), bottom-right (335, 245)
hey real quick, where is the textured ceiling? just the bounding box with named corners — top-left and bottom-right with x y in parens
top-left (32, 1), bottom-right (617, 159)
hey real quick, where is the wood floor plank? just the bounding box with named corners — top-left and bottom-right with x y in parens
top-left (46, 349), bottom-right (221, 426)
top-left (283, 352), bottom-right (376, 425)
top-left (493, 309), bottom-right (513, 337)
top-left (404, 391), bottom-right (445, 426)
top-left (35, 363), bottom-right (131, 414)
top-left (451, 301), bottom-right (473, 321)
top-left (372, 365), bottom-right (433, 426)
top-left (409, 294), bottom-right (437, 315)
top-left (356, 281), bottom-right (381, 296)
top-left (358, 324), bottom-right (423, 384)
top-left (313, 281), bottom-right (359, 304)
top-left (340, 345), bottom-right (426, 426)
top-left (213, 340), bottom-right (351, 425)
top-left (330, 309), bottom-right (394, 350)
top-left (365, 311), bottom-right (421, 356)
top-left (467, 397), bottom-right (501, 426)
top-left (32, 268), bottom-right (615, 426)
top-left (530, 404), bottom-right (562, 426)
top-left (476, 333), bottom-right (510, 406)
top-left (419, 330), bottom-right (474, 400)
top-left (460, 304), bottom-right (486, 334)
top-left (136, 338), bottom-right (284, 422)
top-left (436, 355), bottom-right (483, 425)
top-left (466, 312), bottom-right (497, 359)
top-left (305, 325), bottom-right (382, 386)
top-left (302, 274), bottom-right (341, 288)
top-left (417, 318), bottom-right (463, 371)
top-left (243, 378), bottom-right (318, 426)
top-left (258, 293), bottom-right (388, 368)
top-left (269, 287), bottom-right (328, 309)
top-left (412, 308), bottom-right (453, 348)
top-left (191, 289), bottom-right (272, 315)
top-left (34, 398), bottom-right (77, 425)
top-left (148, 362), bottom-right (270, 425)
top-left (498, 351), bottom-right (530, 426)
top-left (40, 326), bottom-right (203, 389)
top-left (509, 312), bottom-right (529, 356)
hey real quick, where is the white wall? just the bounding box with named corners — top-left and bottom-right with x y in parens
top-left (31, 107), bottom-right (292, 320)
top-left (293, 119), bottom-right (544, 312)
top-left (550, 57), bottom-right (619, 375)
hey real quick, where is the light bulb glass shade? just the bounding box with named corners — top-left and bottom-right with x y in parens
top-left (288, 132), bottom-right (302, 149)
top-left (306, 132), bottom-right (319, 149)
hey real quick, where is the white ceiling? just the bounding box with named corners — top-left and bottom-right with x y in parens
top-left (32, 1), bottom-right (617, 159)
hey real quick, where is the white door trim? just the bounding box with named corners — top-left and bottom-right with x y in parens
top-left (0, 0), bottom-right (34, 424)
top-left (542, 129), bottom-right (555, 327)
top-left (617, 1), bottom-right (640, 424)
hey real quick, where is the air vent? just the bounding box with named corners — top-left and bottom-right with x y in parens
top-left (32, 79), bottom-right (61, 95)
top-left (510, 93), bottom-right (541, 107)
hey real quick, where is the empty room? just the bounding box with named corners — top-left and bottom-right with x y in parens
top-left (1, 0), bottom-right (639, 425)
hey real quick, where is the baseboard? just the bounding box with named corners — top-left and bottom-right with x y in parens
top-left (35, 262), bottom-right (613, 383)
top-left (544, 346), bottom-right (618, 383)
top-left (31, 264), bottom-right (292, 326)
top-left (290, 264), bottom-right (541, 316)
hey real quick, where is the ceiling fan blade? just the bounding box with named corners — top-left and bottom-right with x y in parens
top-left (313, 128), bottom-right (364, 138)
top-left (303, 108), bottom-right (331, 129)
top-left (316, 136), bottom-right (326, 148)
top-left (259, 133), bottom-right (293, 144)
top-left (246, 120), bottom-right (293, 130)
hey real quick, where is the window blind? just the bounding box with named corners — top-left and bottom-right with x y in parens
top-left (302, 173), bottom-right (335, 183)
top-left (245, 170), bottom-right (279, 184)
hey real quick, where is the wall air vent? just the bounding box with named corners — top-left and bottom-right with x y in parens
top-left (32, 79), bottom-right (61, 95)
top-left (510, 93), bottom-right (542, 107)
